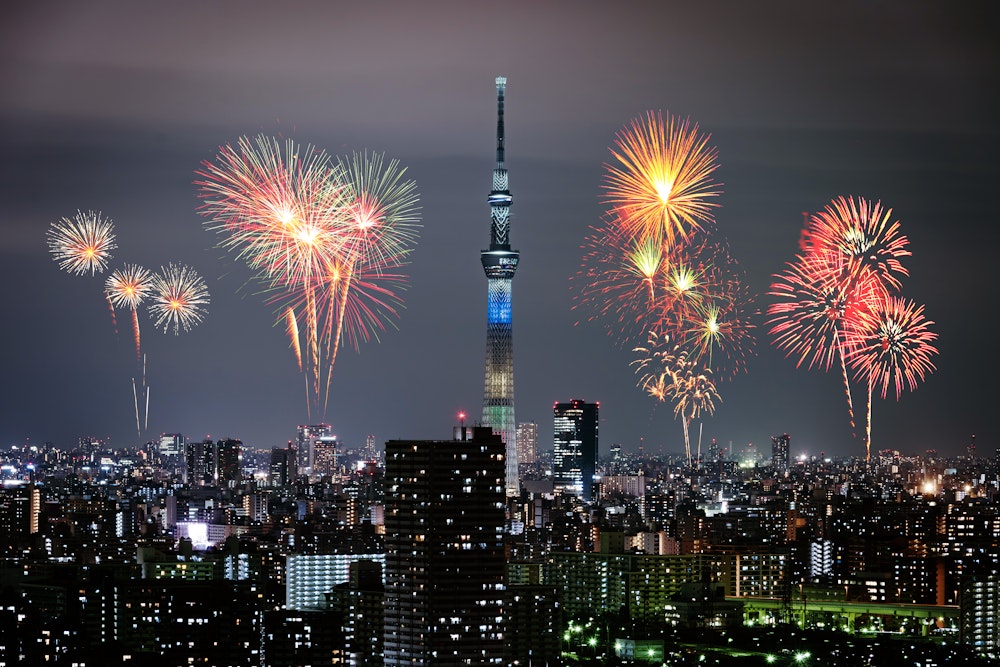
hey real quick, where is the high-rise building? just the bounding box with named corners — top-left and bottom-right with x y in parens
top-left (383, 426), bottom-right (506, 666)
top-left (185, 439), bottom-right (214, 485)
top-left (158, 433), bottom-right (184, 458)
top-left (553, 400), bottom-right (599, 500)
top-left (313, 436), bottom-right (339, 478)
top-left (0, 483), bottom-right (40, 539)
top-left (269, 446), bottom-right (294, 487)
top-left (516, 421), bottom-right (537, 466)
top-left (296, 424), bottom-right (332, 478)
top-left (771, 433), bottom-right (790, 471)
top-left (480, 75), bottom-right (520, 498)
top-left (184, 438), bottom-right (241, 486)
top-left (215, 438), bottom-right (241, 486)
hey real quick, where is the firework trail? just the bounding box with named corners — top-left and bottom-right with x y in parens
top-left (767, 252), bottom-right (881, 435)
top-left (148, 263), bottom-right (210, 335)
top-left (47, 210), bottom-right (117, 276)
top-left (285, 308), bottom-right (303, 372)
top-left (106, 264), bottom-right (154, 362)
top-left (198, 138), bottom-right (421, 420)
top-left (632, 331), bottom-right (719, 467)
top-left (846, 296), bottom-right (938, 459)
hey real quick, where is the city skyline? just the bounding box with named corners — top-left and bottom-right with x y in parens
top-left (1, 2), bottom-right (996, 458)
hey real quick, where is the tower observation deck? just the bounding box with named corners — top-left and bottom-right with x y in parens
top-left (481, 75), bottom-right (520, 497)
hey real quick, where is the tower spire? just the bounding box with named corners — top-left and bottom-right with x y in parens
top-left (481, 75), bottom-right (520, 497)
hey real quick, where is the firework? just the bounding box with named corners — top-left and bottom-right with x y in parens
top-left (47, 210), bottom-right (117, 276)
top-left (575, 112), bottom-right (753, 465)
top-left (106, 264), bottom-right (154, 361)
top-left (603, 111), bottom-right (721, 249)
top-left (805, 196), bottom-right (910, 296)
top-left (198, 135), bottom-right (353, 290)
top-left (632, 331), bottom-right (719, 467)
top-left (198, 138), bottom-right (421, 419)
top-left (768, 196), bottom-right (935, 460)
top-left (148, 263), bottom-right (210, 335)
top-left (848, 297), bottom-right (938, 400)
top-left (846, 296), bottom-right (938, 460)
top-left (106, 264), bottom-right (153, 310)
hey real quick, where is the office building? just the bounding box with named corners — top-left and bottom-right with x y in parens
top-left (516, 421), bottom-right (537, 466)
top-left (384, 426), bottom-right (506, 666)
top-left (296, 423), bottom-right (332, 478)
top-left (553, 399), bottom-right (599, 500)
top-left (771, 433), bottom-right (790, 471)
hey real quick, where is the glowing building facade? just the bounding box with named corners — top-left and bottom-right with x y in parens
top-left (481, 75), bottom-right (520, 497)
top-left (771, 433), bottom-right (790, 471)
top-left (296, 423), bottom-right (332, 478)
top-left (516, 421), bottom-right (537, 466)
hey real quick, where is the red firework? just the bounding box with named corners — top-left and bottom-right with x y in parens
top-left (804, 195), bottom-right (910, 296)
top-left (847, 296), bottom-right (938, 401)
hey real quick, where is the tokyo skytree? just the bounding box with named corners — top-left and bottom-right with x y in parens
top-left (481, 76), bottom-right (520, 497)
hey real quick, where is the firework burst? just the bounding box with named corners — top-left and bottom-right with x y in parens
top-left (47, 210), bottom-right (117, 276)
top-left (575, 112), bottom-right (753, 465)
top-left (848, 297), bottom-right (938, 401)
top-left (805, 196), bottom-right (910, 295)
top-left (106, 263), bottom-right (154, 361)
top-left (198, 138), bottom-right (420, 420)
top-left (148, 263), bottom-right (210, 335)
top-left (768, 197), bottom-right (935, 460)
top-left (604, 111), bottom-right (721, 249)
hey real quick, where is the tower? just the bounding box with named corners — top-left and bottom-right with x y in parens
top-left (481, 75), bottom-right (520, 497)
top-left (383, 426), bottom-right (506, 665)
top-left (553, 399), bottom-right (599, 500)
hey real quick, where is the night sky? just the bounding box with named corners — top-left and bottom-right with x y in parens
top-left (1, 2), bottom-right (996, 458)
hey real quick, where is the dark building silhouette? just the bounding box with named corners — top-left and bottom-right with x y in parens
top-left (383, 426), bottom-right (506, 666)
top-left (771, 433), bottom-right (790, 471)
top-left (553, 399), bottom-right (599, 500)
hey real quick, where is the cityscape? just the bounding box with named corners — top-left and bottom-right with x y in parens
top-left (1, 3), bottom-right (997, 666)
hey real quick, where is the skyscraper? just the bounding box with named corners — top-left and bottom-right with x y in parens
top-left (481, 75), bottom-right (520, 497)
top-left (296, 423), bottom-right (332, 478)
top-left (553, 400), bottom-right (599, 500)
top-left (383, 426), bottom-right (506, 666)
top-left (516, 421), bottom-right (537, 466)
top-left (771, 433), bottom-right (790, 471)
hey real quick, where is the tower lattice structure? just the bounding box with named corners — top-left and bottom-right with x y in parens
top-left (481, 75), bottom-right (520, 497)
